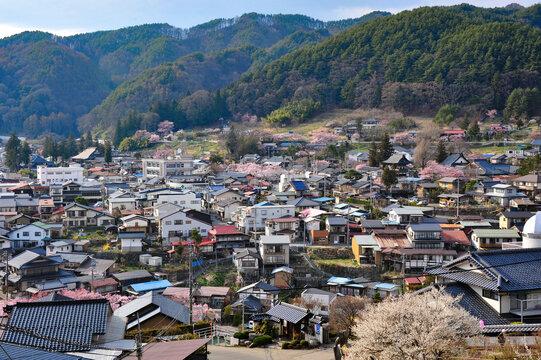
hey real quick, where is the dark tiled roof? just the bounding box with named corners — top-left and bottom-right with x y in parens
top-left (427, 248), bottom-right (541, 292)
top-left (231, 295), bottom-right (263, 313)
top-left (0, 342), bottom-right (84, 360)
top-left (266, 302), bottom-right (310, 324)
top-left (500, 211), bottom-right (533, 219)
top-left (112, 270), bottom-right (152, 282)
top-left (3, 299), bottom-right (109, 352)
top-left (327, 216), bottom-right (346, 226)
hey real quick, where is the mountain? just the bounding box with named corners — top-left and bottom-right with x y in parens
top-left (226, 4), bottom-right (541, 121)
top-left (0, 12), bottom-right (389, 137)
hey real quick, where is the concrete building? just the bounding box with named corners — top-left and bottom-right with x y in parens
top-left (142, 157), bottom-right (194, 179)
top-left (37, 164), bottom-right (84, 186)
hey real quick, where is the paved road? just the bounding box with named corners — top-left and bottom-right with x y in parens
top-left (208, 345), bottom-right (334, 360)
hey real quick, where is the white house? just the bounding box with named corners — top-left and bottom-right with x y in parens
top-left (301, 288), bottom-right (337, 317)
top-left (259, 235), bottom-right (290, 268)
top-left (8, 222), bottom-right (53, 249)
top-left (118, 232), bottom-right (145, 253)
top-left (236, 202), bottom-right (295, 233)
top-left (156, 191), bottom-right (201, 211)
top-left (37, 164), bottom-right (84, 186)
top-left (46, 239), bottom-right (75, 255)
top-left (142, 156), bottom-right (194, 179)
top-left (158, 210), bottom-right (212, 246)
top-left (108, 198), bottom-right (137, 213)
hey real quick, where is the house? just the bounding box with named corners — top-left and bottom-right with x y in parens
top-left (236, 202), bottom-right (295, 233)
top-left (120, 214), bottom-right (151, 234)
top-left (382, 153), bottom-right (412, 176)
top-left (2, 296), bottom-right (113, 352)
top-left (440, 153), bottom-right (470, 167)
top-left (269, 266), bottom-right (294, 288)
top-left (327, 277), bottom-right (365, 297)
top-left (286, 197), bottom-right (320, 212)
top-left (511, 174), bottom-right (541, 200)
top-left (87, 277), bottom-right (119, 294)
top-left (37, 164), bottom-right (84, 186)
top-left (325, 216), bottom-right (347, 244)
top-left (155, 190), bottom-right (202, 211)
top-left (388, 207), bottom-right (423, 225)
top-left (163, 286), bottom-right (233, 309)
top-left (112, 269), bottom-right (154, 293)
top-left (436, 177), bottom-right (464, 193)
top-left (259, 235), bottom-right (290, 268)
top-left (142, 156), bottom-right (194, 179)
top-left (499, 211), bottom-right (533, 230)
top-left (114, 292), bottom-right (189, 331)
top-left (38, 196), bottom-right (55, 219)
top-left (427, 248), bottom-right (541, 325)
top-left (108, 197), bottom-right (137, 213)
top-left (208, 225), bottom-right (251, 250)
top-left (118, 232), bottom-right (145, 253)
top-left (471, 159), bottom-right (517, 176)
top-left (352, 234), bottom-right (381, 264)
top-left (362, 118), bottom-right (380, 128)
top-left (125, 338), bottom-right (211, 360)
top-left (301, 288), bottom-right (337, 317)
top-left (471, 229), bottom-right (521, 250)
top-left (62, 203), bottom-right (115, 228)
top-left (485, 184), bottom-right (525, 207)
top-left (46, 239), bottom-right (75, 255)
top-left (126, 279), bottom-right (173, 295)
top-left (158, 209), bottom-right (212, 246)
top-left (7, 222), bottom-right (55, 249)
top-left (266, 302), bottom-right (312, 339)
top-left (233, 248), bottom-right (261, 278)
top-left (309, 230), bottom-right (329, 245)
top-left (214, 199), bottom-right (242, 221)
top-left (265, 216), bottom-right (300, 241)
top-left (7, 250), bottom-right (78, 292)
top-left (236, 280), bottom-right (280, 306)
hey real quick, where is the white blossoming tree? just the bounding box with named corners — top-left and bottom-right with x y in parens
top-left (347, 288), bottom-right (480, 360)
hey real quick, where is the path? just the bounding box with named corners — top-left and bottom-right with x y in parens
top-left (208, 345), bottom-right (334, 360)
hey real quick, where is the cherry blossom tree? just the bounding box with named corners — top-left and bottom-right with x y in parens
top-left (347, 288), bottom-right (480, 360)
top-left (157, 120), bottom-right (174, 135)
top-left (419, 161), bottom-right (465, 180)
top-left (310, 130), bottom-right (339, 144)
top-left (393, 132), bottom-right (415, 145)
top-left (149, 134), bottom-right (161, 143)
top-left (134, 130), bottom-right (151, 139)
top-left (153, 148), bottom-right (174, 159)
top-left (486, 109), bottom-right (498, 118)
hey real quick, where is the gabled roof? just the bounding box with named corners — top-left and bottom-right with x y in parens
top-left (3, 298), bottom-right (109, 352)
top-left (0, 342), bottom-right (84, 360)
top-left (237, 281), bottom-right (280, 295)
top-left (441, 230), bottom-right (470, 246)
top-left (441, 153), bottom-right (469, 167)
top-left (129, 280), bottom-right (173, 293)
top-left (427, 248), bottom-right (541, 292)
top-left (114, 292), bottom-right (189, 326)
top-left (266, 302), bottom-right (311, 324)
top-left (326, 216), bottom-right (346, 226)
top-left (112, 270), bottom-right (152, 282)
top-left (286, 197), bottom-right (319, 207)
top-left (231, 295), bottom-right (262, 312)
top-left (383, 153), bottom-right (411, 165)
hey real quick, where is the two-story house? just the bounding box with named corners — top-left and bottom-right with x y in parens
top-left (511, 174), bottom-right (541, 200)
top-left (259, 235), bottom-right (290, 269)
top-left (471, 229), bottom-right (521, 250)
top-left (388, 208), bottom-right (424, 225)
top-left (208, 225), bottom-right (251, 250)
top-left (499, 211), bottom-right (533, 231)
top-left (158, 209), bottom-right (212, 246)
top-left (485, 184), bottom-right (525, 207)
top-left (120, 214), bottom-right (151, 234)
top-left (325, 216), bottom-right (347, 244)
top-left (265, 216), bottom-right (300, 241)
top-left (7, 222), bottom-right (55, 249)
top-left (236, 202), bottom-right (295, 234)
top-left (233, 248), bottom-right (261, 278)
top-left (62, 203), bottom-right (115, 228)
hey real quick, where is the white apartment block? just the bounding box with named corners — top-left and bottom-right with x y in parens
top-left (236, 202), bottom-right (295, 233)
top-left (156, 191), bottom-right (202, 211)
top-left (142, 156), bottom-right (194, 179)
top-left (37, 164), bottom-right (84, 186)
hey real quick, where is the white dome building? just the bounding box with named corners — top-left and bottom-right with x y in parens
top-left (522, 211), bottom-right (541, 249)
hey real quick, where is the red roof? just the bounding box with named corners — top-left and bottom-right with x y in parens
top-left (210, 225), bottom-right (244, 236)
top-left (199, 238), bottom-right (216, 246)
top-left (52, 207), bottom-right (64, 215)
top-left (441, 230), bottom-right (470, 246)
top-left (90, 277), bottom-right (118, 288)
top-left (444, 130), bottom-right (466, 134)
top-left (405, 276), bottom-right (427, 285)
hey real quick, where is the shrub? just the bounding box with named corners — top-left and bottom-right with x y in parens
top-left (232, 313), bottom-right (242, 326)
top-left (233, 331), bottom-right (250, 340)
top-left (252, 335), bottom-right (272, 347)
top-left (300, 340), bottom-right (309, 348)
top-left (291, 339), bottom-right (300, 346)
top-left (281, 342), bottom-right (290, 349)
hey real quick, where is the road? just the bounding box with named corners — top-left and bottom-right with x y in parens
top-left (208, 345), bottom-right (334, 360)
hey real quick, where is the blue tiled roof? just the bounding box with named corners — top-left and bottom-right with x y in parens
top-left (129, 280), bottom-right (173, 293)
top-left (3, 299), bottom-right (109, 352)
top-left (266, 302), bottom-right (310, 324)
top-left (290, 181), bottom-right (308, 191)
top-left (0, 342), bottom-right (84, 360)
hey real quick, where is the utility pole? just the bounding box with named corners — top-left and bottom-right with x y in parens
top-left (401, 254), bottom-right (406, 294)
top-left (90, 255), bottom-right (96, 292)
top-left (4, 250), bottom-right (9, 301)
top-left (136, 312), bottom-right (142, 360)
top-left (189, 240), bottom-right (193, 325)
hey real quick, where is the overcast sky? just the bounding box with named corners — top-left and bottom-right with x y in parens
top-left (0, 0), bottom-right (539, 38)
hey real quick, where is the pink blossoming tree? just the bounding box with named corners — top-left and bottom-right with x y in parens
top-left (419, 161), bottom-right (465, 180)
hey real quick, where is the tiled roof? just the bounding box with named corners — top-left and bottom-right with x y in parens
top-left (3, 299), bottom-right (109, 352)
top-left (266, 302), bottom-right (310, 324)
top-left (210, 225), bottom-right (246, 236)
top-left (112, 270), bottom-right (152, 282)
top-left (114, 292), bottom-right (189, 325)
top-left (231, 295), bottom-right (262, 312)
top-left (0, 342), bottom-right (84, 360)
top-left (441, 230), bottom-right (470, 246)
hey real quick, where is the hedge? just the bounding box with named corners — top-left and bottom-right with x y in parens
top-left (252, 335), bottom-right (272, 347)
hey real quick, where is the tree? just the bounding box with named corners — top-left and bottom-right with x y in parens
top-left (377, 132), bottom-right (393, 164)
top-left (419, 161), bottom-right (465, 180)
top-left (74, 197), bottom-right (90, 206)
top-left (344, 169), bottom-right (362, 180)
top-left (209, 154), bottom-right (223, 164)
top-left (459, 115), bottom-right (470, 130)
top-left (435, 141), bottom-right (448, 163)
top-left (190, 229), bottom-right (202, 245)
top-left (381, 166), bottom-right (398, 191)
top-left (368, 141), bottom-right (379, 167)
top-left (329, 296), bottom-right (369, 336)
top-left (518, 154), bottom-right (540, 176)
top-left (104, 141), bottom-right (112, 163)
top-left (20, 141), bottom-right (31, 168)
top-left (468, 120), bottom-right (480, 139)
top-left (348, 288), bottom-right (479, 360)
top-left (5, 133), bottom-right (21, 172)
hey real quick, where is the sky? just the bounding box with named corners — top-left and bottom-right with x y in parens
top-left (0, 0), bottom-right (539, 39)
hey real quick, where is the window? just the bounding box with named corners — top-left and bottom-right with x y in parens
top-left (22, 232), bottom-right (29, 237)
top-left (186, 220), bottom-right (191, 224)
top-left (482, 289), bottom-right (499, 301)
top-left (165, 221), bottom-right (172, 225)
top-left (35, 232), bottom-right (41, 237)
top-left (174, 220), bottom-right (183, 225)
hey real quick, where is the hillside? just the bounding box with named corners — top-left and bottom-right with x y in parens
top-left (0, 12), bottom-right (388, 137)
top-left (226, 5), bottom-right (541, 121)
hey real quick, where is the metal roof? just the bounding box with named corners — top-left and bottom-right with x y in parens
top-left (266, 302), bottom-right (310, 324)
top-left (128, 280), bottom-right (172, 293)
top-left (112, 270), bottom-right (152, 282)
top-left (472, 229), bottom-right (520, 238)
top-left (114, 292), bottom-right (189, 326)
top-left (0, 342), bottom-right (85, 360)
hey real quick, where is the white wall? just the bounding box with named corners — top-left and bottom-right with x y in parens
top-left (37, 165), bottom-right (83, 186)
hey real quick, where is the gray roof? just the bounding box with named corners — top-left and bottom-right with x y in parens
top-left (3, 298), bottom-right (109, 352)
top-left (112, 270), bottom-right (152, 282)
top-left (286, 197), bottom-right (319, 207)
top-left (0, 342), bottom-right (85, 360)
top-left (360, 219), bottom-right (385, 229)
top-left (408, 223), bottom-right (442, 232)
top-left (326, 216), bottom-right (346, 226)
top-left (114, 292), bottom-right (189, 324)
top-left (266, 302), bottom-right (311, 324)
top-left (441, 153), bottom-right (469, 167)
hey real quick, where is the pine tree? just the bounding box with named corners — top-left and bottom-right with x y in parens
top-left (468, 120), bottom-right (480, 138)
top-left (67, 133), bottom-right (76, 157)
top-left (436, 141), bottom-right (448, 163)
top-left (378, 132), bottom-right (393, 164)
top-left (459, 115), bottom-right (470, 130)
top-left (382, 166), bottom-right (398, 191)
top-left (104, 141), bottom-right (112, 163)
top-left (5, 134), bottom-right (21, 172)
top-left (85, 131), bottom-right (93, 149)
top-left (113, 121), bottom-right (121, 147)
top-left (20, 141), bottom-right (31, 168)
top-left (368, 141), bottom-right (379, 167)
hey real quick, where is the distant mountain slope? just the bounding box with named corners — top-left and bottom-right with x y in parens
top-left (226, 5), bottom-right (541, 119)
top-left (0, 12), bottom-right (388, 137)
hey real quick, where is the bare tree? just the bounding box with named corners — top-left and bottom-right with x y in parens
top-left (329, 296), bottom-right (369, 336)
top-left (413, 127), bottom-right (441, 168)
top-left (348, 288), bottom-right (480, 360)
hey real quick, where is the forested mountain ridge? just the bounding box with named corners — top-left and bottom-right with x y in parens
top-left (226, 5), bottom-right (541, 121)
top-left (0, 11), bottom-right (388, 137)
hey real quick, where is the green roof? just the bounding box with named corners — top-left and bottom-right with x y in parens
top-left (32, 221), bottom-right (52, 230)
top-left (472, 229), bottom-right (520, 238)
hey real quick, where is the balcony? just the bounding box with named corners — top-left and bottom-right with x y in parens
top-left (478, 243), bottom-right (503, 249)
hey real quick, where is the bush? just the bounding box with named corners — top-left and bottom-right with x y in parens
top-left (282, 342), bottom-right (290, 349)
top-left (300, 340), bottom-right (309, 348)
top-left (233, 331), bottom-right (250, 340)
top-left (232, 313), bottom-right (242, 326)
top-left (252, 335), bottom-right (272, 347)
top-left (291, 339), bottom-right (300, 346)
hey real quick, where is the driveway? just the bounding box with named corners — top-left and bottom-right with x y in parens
top-left (208, 345), bottom-right (334, 360)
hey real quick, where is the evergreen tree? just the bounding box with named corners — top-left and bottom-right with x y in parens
top-left (225, 126), bottom-right (239, 158)
top-left (382, 166), bottom-right (398, 191)
top-left (5, 134), bottom-right (21, 172)
top-left (459, 115), bottom-right (470, 130)
top-left (104, 141), bottom-right (112, 163)
top-left (436, 141), bottom-right (448, 163)
top-left (113, 121), bottom-right (121, 147)
top-left (20, 141), bottom-right (31, 168)
top-left (468, 120), bottom-right (480, 139)
top-left (85, 131), bottom-right (93, 149)
top-left (67, 133), bottom-right (76, 157)
top-left (377, 132), bottom-right (393, 164)
top-left (368, 141), bottom-right (379, 167)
